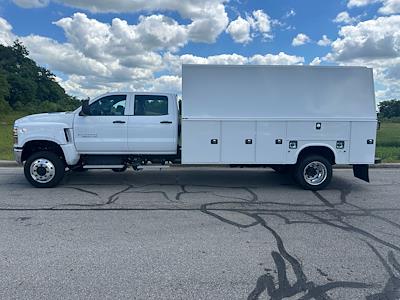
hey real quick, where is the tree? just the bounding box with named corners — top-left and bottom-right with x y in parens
top-left (379, 100), bottom-right (400, 119)
top-left (0, 71), bottom-right (11, 113)
top-left (0, 41), bottom-right (81, 113)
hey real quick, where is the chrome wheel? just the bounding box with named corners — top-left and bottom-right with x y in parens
top-left (303, 161), bottom-right (327, 186)
top-left (30, 158), bottom-right (56, 184)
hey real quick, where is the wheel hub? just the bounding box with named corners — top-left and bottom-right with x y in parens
top-left (30, 159), bottom-right (56, 183)
top-left (303, 161), bottom-right (327, 186)
top-left (36, 166), bottom-right (47, 176)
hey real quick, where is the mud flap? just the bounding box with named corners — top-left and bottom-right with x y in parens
top-left (353, 164), bottom-right (370, 182)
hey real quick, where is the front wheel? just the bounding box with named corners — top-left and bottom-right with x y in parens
top-left (294, 155), bottom-right (332, 190)
top-left (24, 151), bottom-right (65, 188)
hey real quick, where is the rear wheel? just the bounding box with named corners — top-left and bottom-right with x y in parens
top-left (24, 151), bottom-right (65, 188)
top-left (294, 155), bottom-right (332, 190)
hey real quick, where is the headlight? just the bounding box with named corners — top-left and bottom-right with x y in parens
top-left (13, 127), bottom-right (18, 144)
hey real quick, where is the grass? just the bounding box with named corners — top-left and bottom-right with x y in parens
top-left (376, 122), bottom-right (400, 162)
top-left (1, 112), bottom-right (399, 162)
top-left (0, 124), bottom-right (13, 160)
top-left (0, 111), bottom-right (28, 161)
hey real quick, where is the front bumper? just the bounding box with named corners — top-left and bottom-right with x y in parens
top-left (13, 147), bottom-right (23, 165)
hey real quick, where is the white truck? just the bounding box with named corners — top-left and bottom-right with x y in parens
top-left (13, 65), bottom-right (377, 190)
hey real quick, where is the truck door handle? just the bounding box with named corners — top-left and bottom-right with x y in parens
top-left (113, 120), bottom-right (126, 124)
top-left (160, 121), bottom-right (172, 124)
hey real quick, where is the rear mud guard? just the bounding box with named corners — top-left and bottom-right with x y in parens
top-left (353, 164), bottom-right (370, 182)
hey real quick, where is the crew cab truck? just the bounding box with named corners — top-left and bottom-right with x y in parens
top-left (13, 65), bottom-right (377, 190)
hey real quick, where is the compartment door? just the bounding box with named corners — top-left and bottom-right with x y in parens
top-left (182, 120), bottom-right (221, 163)
top-left (221, 121), bottom-right (256, 163)
top-left (256, 121), bottom-right (286, 163)
top-left (349, 121), bottom-right (377, 164)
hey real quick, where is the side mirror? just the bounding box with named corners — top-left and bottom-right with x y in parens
top-left (79, 99), bottom-right (90, 116)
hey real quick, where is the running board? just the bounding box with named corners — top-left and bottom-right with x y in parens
top-left (83, 165), bottom-right (125, 169)
top-left (82, 165), bottom-right (170, 170)
top-left (137, 165), bottom-right (170, 170)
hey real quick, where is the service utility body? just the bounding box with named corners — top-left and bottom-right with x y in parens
top-left (13, 65), bottom-right (378, 190)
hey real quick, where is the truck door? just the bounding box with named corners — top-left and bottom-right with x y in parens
top-left (74, 94), bottom-right (128, 153)
top-left (127, 94), bottom-right (177, 154)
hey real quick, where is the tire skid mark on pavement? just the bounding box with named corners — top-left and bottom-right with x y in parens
top-left (200, 201), bottom-right (373, 298)
top-left (365, 243), bottom-right (400, 300)
top-left (2, 175), bottom-right (400, 298)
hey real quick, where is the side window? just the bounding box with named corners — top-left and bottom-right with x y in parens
top-left (134, 95), bottom-right (168, 116)
top-left (89, 95), bottom-right (126, 116)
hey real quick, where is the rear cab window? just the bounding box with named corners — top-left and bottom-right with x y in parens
top-left (134, 95), bottom-right (168, 116)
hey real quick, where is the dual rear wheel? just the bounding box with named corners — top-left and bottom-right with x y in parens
top-left (272, 155), bottom-right (332, 190)
top-left (294, 155), bottom-right (332, 190)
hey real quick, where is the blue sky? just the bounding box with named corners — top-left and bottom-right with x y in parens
top-left (0, 0), bottom-right (399, 100)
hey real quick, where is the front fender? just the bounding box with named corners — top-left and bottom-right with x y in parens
top-left (18, 122), bottom-right (68, 147)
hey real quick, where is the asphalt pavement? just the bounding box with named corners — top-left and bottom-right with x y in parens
top-left (1, 167), bottom-right (400, 299)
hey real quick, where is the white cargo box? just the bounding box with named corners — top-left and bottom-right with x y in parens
top-left (181, 65), bottom-right (377, 164)
top-left (182, 65), bottom-right (375, 120)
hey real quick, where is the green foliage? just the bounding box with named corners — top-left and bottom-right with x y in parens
top-left (0, 125), bottom-right (13, 161)
top-left (0, 71), bottom-right (11, 113)
top-left (378, 99), bottom-right (400, 119)
top-left (376, 121), bottom-right (400, 163)
top-left (0, 40), bottom-right (81, 114)
top-left (377, 122), bottom-right (400, 147)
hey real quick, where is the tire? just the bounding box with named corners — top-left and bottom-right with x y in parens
top-left (112, 166), bottom-right (127, 172)
top-left (24, 151), bottom-right (65, 188)
top-left (294, 155), bottom-right (332, 190)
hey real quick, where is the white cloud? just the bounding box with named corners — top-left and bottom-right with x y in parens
top-left (249, 52), bottom-right (304, 65)
top-left (347, 0), bottom-right (377, 7)
top-left (0, 14), bottom-right (306, 98)
top-left (21, 36), bottom-right (107, 77)
top-left (317, 35), bottom-right (332, 47)
top-left (13, 0), bottom-right (49, 8)
top-left (151, 75), bottom-right (182, 93)
top-left (292, 33), bottom-right (311, 46)
top-left (334, 11), bottom-right (357, 24)
top-left (164, 52), bottom-right (304, 76)
top-left (310, 57), bottom-right (322, 66)
top-left (54, 12), bottom-right (189, 59)
top-left (0, 17), bottom-right (15, 46)
top-left (379, 0), bottom-right (400, 14)
top-left (186, 3), bottom-right (228, 43)
top-left (248, 10), bottom-right (272, 39)
top-left (207, 53), bottom-right (250, 65)
top-left (284, 9), bottom-right (296, 18)
top-left (226, 9), bottom-right (273, 44)
top-left (347, 0), bottom-right (400, 14)
top-left (327, 15), bottom-right (400, 100)
top-left (13, 0), bottom-right (229, 44)
top-left (329, 15), bottom-right (400, 61)
top-left (226, 16), bottom-right (251, 44)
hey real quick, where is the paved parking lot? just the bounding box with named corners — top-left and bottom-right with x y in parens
top-left (0, 167), bottom-right (400, 299)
